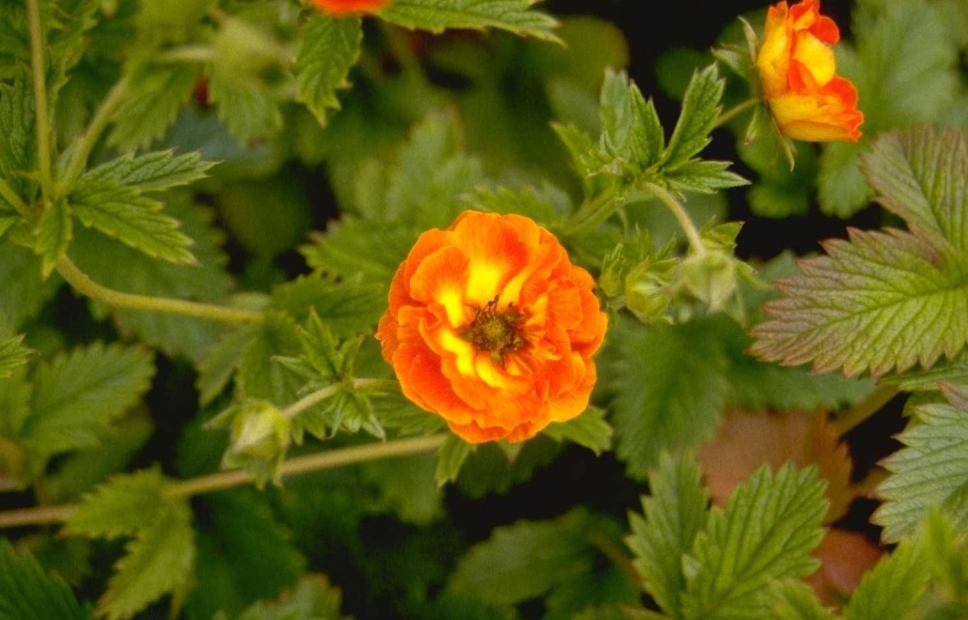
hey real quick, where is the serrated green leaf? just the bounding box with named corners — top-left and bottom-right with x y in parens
top-left (379, 112), bottom-right (483, 228)
top-left (769, 580), bottom-right (836, 620)
top-left (0, 239), bottom-right (60, 330)
top-left (69, 194), bottom-right (234, 361)
top-left (187, 489), bottom-right (306, 620)
top-left (267, 275), bottom-right (385, 338)
top-left (0, 70), bottom-right (36, 207)
top-left (750, 227), bottom-right (968, 378)
top-left (108, 64), bottom-right (199, 150)
top-left (295, 14), bottom-right (361, 126)
top-left (81, 150), bottom-right (216, 194)
top-left (626, 453), bottom-right (709, 617)
top-left (197, 325), bottom-right (259, 406)
top-left (661, 64), bottom-right (723, 168)
top-left (435, 433), bottom-right (474, 486)
top-left (681, 465), bottom-right (827, 620)
top-left (208, 68), bottom-right (283, 144)
top-left (599, 69), bottom-right (656, 172)
top-left (33, 200), bottom-right (73, 277)
top-left (43, 415), bottom-right (154, 504)
top-left (602, 317), bottom-right (729, 478)
top-left (239, 312), bottom-right (303, 405)
top-left (448, 509), bottom-right (630, 609)
top-left (300, 217), bottom-right (418, 283)
top-left (20, 342), bottom-right (155, 458)
top-left (379, 0), bottom-right (559, 42)
top-left (864, 128), bottom-right (968, 253)
top-left (98, 499), bottom-right (196, 620)
top-left (874, 383), bottom-right (968, 542)
top-left (228, 575), bottom-right (348, 620)
top-left (0, 539), bottom-right (93, 620)
top-left (65, 467), bottom-right (167, 539)
top-left (0, 334), bottom-right (29, 378)
top-left (70, 181), bottom-right (195, 264)
top-left (542, 406), bottom-right (612, 455)
top-left (361, 451), bottom-right (442, 524)
top-left (843, 537), bottom-right (927, 620)
top-left (663, 160), bottom-right (748, 194)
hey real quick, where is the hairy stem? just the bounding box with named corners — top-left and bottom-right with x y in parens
top-left (715, 98), bottom-right (759, 128)
top-left (56, 255), bottom-right (265, 324)
top-left (57, 75), bottom-right (130, 194)
top-left (0, 177), bottom-right (28, 216)
top-left (282, 378), bottom-right (399, 419)
top-left (834, 383), bottom-right (900, 436)
top-left (0, 435), bottom-right (449, 529)
top-left (27, 0), bottom-right (52, 192)
top-left (560, 190), bottom-right (623, 238)
top-left (645, 182), bottom-right (706, 256)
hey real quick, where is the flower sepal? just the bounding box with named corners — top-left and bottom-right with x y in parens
top-left (208, 399), bottom-right (291, 488)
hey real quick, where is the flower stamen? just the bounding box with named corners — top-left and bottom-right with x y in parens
top-left (462, 296), bottom-right (526, 362)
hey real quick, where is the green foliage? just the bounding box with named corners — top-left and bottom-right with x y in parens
top-left (0, 240), bottom-right (61, 330)
top-left (842, 537), bottom-right (926, 620)
top-left (33, 199), bottom-right (72, 277)
top-left (65, 467), bottom-right (167, 539)
top-left (108, 65), bottom-right (199, 150)
top-left (0, 71), bottom-right (36, 207)
top-left (752, 129), bottom-right (968, 377)
top-left (70, 150), bottom-right (214, 264)
top-left (874, 382), bottom-right (968, 542)
top-left (821, 0), bottom-right (963, 217)
top-left (19, 342), bottom-right (154, 461)
top-left (554, 66), bottom-right (746, 201)
top-left (0, 539), bottom-right (93, 620)
top-left (222, 575), bottom-right (348, 620)
top-left (379, 0), bottom-right (560, 41)
top-left (69, 194), bottom-right (234, 361)
top-left (361, 452), bottom-right (442, 524)
top-left (448, 508), bottom-right (639, 618)
top-left (295, 15), bottom-right (362, 126)
top-left (769, 581), bottom-right (836, 620)
top-left (435, 434), bottom-right (474, 485)
top-left (0, 334), bottom-right (29, 378)
top-left (626, 453), bottom-right (709, 617)
top-left (541, 406), bottom-right (612, 455)
top-left (188, 490), bottom-right (306, 620)
top-left (98, 498), bottom-right (195, 620)
top-left (681, 465), bottom-right (827, 620)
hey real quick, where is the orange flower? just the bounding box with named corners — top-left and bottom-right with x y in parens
top-left (376, 211), bottom-right (608, 443)
top-left (756, 0), bottom-right (863, 142)
top-left (310, 0), bottom-right (388, 16)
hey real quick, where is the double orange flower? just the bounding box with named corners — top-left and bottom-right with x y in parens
top-left (310, 0), bottom-right (388, 16)
top-left (377, 212), bottom-right (607, 443)
top-left (757, 0), bottom-right (863, 142)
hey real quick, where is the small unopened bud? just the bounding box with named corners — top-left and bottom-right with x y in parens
top-left (677, 250), bottom-right (739, 314)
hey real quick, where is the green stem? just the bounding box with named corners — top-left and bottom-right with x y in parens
top-left (714, 98), bottom-right (759, 129)
top-left (0, 177), bottom-right (29, 216)
top-left (560, 190), bottom-right (622, 238)
top-left (282, 378), bottom-right (399, 419)
top-left (0, 434), bottom-right (449, 529)
top-left (57, 75), bottom-right (130, 195)
top-left (834, 383), bottom-right (899, 436)
top-left (56, 255), bottom-right (264, 324)
top-left (157, 45), bottom-right (216, 65)
top-left (645, 182), bottom-right (706, 256)
top-left (27, 0), bottom-right (52, 193)
top-left (168, 434), bottom-right (447, 498)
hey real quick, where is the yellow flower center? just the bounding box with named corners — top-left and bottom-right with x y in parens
top-left (462, 297), bottom-right (525, 360)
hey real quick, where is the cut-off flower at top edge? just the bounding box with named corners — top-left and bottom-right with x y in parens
top-left (376, 211), bottom-right (608, 443)
top-left (756, 0), bottom-right (863, 142)
top-left (310, 0), bottom-right (389, 16)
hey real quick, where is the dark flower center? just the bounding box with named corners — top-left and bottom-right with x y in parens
top-left (463, 296), bottom-right (525, 360)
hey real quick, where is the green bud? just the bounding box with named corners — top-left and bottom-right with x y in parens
top-left (214, 400), bottom-right (291, 487)
top-left (677, 249), bottom-right (739, 314)
top-left (624, 260), bottom-right (674, 323)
